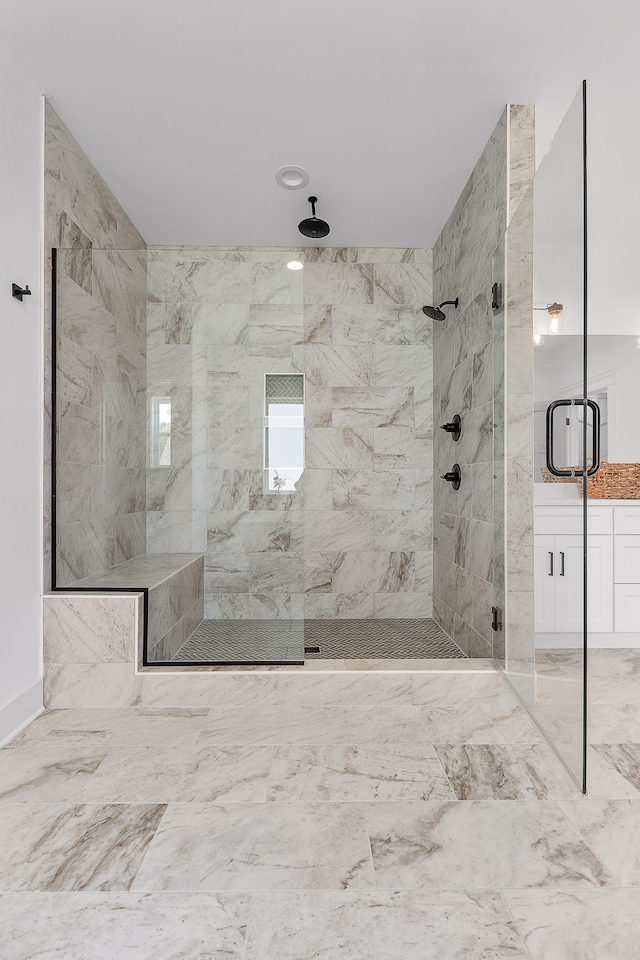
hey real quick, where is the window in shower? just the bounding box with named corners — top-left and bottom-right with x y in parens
top-left (264, 374), bottom-right (304, 493)
top-left (150, 395), bottom-right (172, 467)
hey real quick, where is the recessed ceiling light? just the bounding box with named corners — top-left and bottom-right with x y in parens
top-left (287, 260), bottom-right (304, 271)
top-left (276, 165), bottom-right (309, 190)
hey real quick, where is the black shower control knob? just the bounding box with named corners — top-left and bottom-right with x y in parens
top-left (441, 464), bottom-right (462, 490)
top-left (440, 414), bottom-right (461, 441)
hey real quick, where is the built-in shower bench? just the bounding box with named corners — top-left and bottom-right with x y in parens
top-left (43, 553), bottom-right (204, 674)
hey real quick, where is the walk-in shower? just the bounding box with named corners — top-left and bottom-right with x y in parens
top-left (51, 241), bottom-right (472, 666)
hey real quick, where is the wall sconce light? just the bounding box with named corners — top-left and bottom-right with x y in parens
top-left (534, 302), bottom-right (563, 336)
top-left (547, 302), bottom-right (563, 335)
top-left (533, 333), bottom-right (545, 346)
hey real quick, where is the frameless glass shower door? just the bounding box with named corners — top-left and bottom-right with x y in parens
top-left (495, 84), bottom-right (589, 790)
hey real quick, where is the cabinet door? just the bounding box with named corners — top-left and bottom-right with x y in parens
top-left (614, 536), bottom-right (640, 583)
top-left (555, 535), bottom-right (614, 633)
top-left (534, 535), bottom-right (557, 633)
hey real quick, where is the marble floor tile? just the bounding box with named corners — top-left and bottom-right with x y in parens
top-left (558, 799), bottom-right (640, 884)
top-left (588, 648), bottom-right (640, 677)
top-left (411, 672), bottom-right (519, 708)
top-left (588, 705), bottom-right (640, 743)
top-left (245, 891), bottom-right (530, 960)
top-left (591, 743), bottom-right (640, 793)
top-left (433, 743), bottom-right (579, 800)
top-left (132, 802), bottom-right (375, 891)
top-left (365, 801), bottom-right (614, 889)
top-left (48, 707), bottom-right (210, 745)
top-left (481, 703), bottom-right (547, 743)
top-left (4, 709), bottom-right (70, 747)
top-left (346, 705), bottom-right (507, 744)
top-left (0, 742), bottom-right (108, 801)
top-left (277, 673), bottom-right (413, 705)
top-left (0, 803), bottom-right (165, 891)
top-left (267, 745), bottom-right (455, 801)
top-left (578, 745), bottom-right (640, 800)
top-left (505, 889), bottom-right (640, 960)
top-left (0, 892), bottom-right (250, 960)
top-left (81, 745), bottom-right (272, 802)
top-left (196, 706), bottom-right (352, 745)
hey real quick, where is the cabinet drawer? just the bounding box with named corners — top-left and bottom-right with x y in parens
top-left (535, 506), bottom-right (612, 536)
top-left (614, 506), bottom-right (640, 535)
top-left (615, 584), bottom-right (640, 631)
top-left (614, 536), bottom-right (640, 583)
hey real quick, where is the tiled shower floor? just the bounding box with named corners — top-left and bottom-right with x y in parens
top-left (170, 617), bottom-right (465, 664)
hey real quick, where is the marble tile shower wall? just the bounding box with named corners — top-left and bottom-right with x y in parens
top-left (432, 105), bottom-right (535, 657)
top-left (45, 103), bottom-right (147, 589)
top-left (146, 247), bottom-right (433, 621)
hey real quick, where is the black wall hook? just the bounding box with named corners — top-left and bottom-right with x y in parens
top-left (12, 284), bottom-right (32, 301)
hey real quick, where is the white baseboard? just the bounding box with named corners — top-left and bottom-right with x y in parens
top-left (0, 678), bottom-right (44, 747)
top-left (535, 633), bottom-right (640, 649)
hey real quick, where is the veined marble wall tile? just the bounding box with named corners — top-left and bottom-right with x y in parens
top-left (114, 512), bottom-right (146, 565)
top-left (205, 593), bottom-right (304, 621)
top-left (373, 427), bottom-right (413, 468)
top-left (373, 510), bottom-right (430, 551)
top-left (373, 593), bottom-right (433, 619)
top-left (332, 388), bottom-right (414, 428)
top-left (296, 344), bottom-right (375, 387)
top-left (207, 470), bottom-right (253, 511)
top-left (249, 554), bottom-right (304, 594)
top-left (140, 674), bottom-right (280, 707)
top-left (43, 593), bottom-right (141, 663)
top-left (414, 383), bottom-right (434, 437)
top-left (56, 461), bottom-right (92, 523)
top-left (187, 303), bottom-right (250, 345)
top-left (374, 344), bottom-right (432, 387)
top-left (329, 552), bottom-right (415, 594)
top-left (303, 263), bottom-right (374, 304)
top-left (332, 305), bottom-right (431, 345)
top-left (297, 469), bottom-right (331, 512)
top-left (305, 248), bottom-right (414, 263)
top-left (57, 519), bottom-right (115, 585)
top-left (304, 593), bottom-right (375, 620)
top-left (372, 264), bottom-right (433, 306)
top-left (146, 511), bottom-right (207, 553)
top-left (303, 305), bottom-right (333, 343)
top-left (305, 386), bottom-right (333, 427)
top-left (332, 470), bottom-right (414, 511)
top-left (245, 305), bottom-right (303, 357)
top-left (432, 105), bottom-right (533, 657)
top-left (306, 427), bottom-right (374, 469)
top-left (207, 428), bottom-right (262, 470)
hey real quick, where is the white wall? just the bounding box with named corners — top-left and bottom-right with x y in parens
top-left (0, 39), bottom-right (44, 742)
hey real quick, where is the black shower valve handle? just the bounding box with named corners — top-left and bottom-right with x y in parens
top-left (441, 464), bottom-right (462, 490)
top-left (440, 414), bottom-right (462, 442)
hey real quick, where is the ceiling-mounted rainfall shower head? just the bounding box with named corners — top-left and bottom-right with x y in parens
top-left (422, 298), bottom-right (459, 321)
top-left (298, 196), bottom-right (330, 239)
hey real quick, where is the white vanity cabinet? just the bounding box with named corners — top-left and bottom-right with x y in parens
top-left (534, 500), bottom-right (640, 643)
top-left (534, 531), bottom-right (613, 634)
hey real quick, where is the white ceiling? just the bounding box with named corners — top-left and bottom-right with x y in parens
top-left (0, 0), bottom-right (637, 247)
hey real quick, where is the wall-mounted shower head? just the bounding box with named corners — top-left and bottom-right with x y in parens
top-left (422, 298), bottom-right (459, 321)
top-left (298, 196), bottom-right (330, 239)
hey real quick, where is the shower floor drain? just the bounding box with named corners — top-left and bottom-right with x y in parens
top-left (168, 618), bottom-right (464, 664)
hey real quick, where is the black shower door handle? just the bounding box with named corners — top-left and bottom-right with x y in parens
top-left (545, 398), bottom-right (601, 478)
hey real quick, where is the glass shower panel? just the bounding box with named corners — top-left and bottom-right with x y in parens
top-left (53, 246), bottom-right (306, 666)
top-left (497, 85), bottom-right (588, 790)
top-left (144, 247), bottom-right (306, 665)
